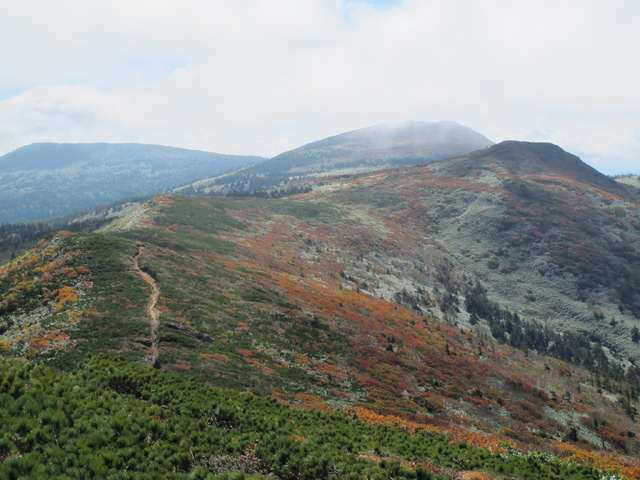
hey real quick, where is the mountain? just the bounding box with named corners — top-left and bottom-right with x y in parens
top-left (2, 141), bottom-right (640, 478)
top-left (182, 120), bottom-right (493, 195)
top-left (0, 142), bottom-right (264, 224)
top-left (431, 142), bottom-right (640, 345)
top-left (615, 174), bottom-right (640, 192)
top-left (458, 141), bottom-right (629, 197)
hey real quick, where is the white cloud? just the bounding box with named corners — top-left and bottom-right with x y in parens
top-left (0, 0), bottom-right (638, 173)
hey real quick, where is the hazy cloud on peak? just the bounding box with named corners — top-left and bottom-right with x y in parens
top-left (0, 0), bottom-right (638, 174)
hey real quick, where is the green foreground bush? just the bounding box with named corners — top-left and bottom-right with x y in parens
top-left (0, 356), bottom-right (610, 479)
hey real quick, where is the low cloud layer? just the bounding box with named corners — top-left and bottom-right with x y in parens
top-left (1, 0), bottom-right (638, 174)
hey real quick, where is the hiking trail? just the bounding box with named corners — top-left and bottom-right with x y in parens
top-left (133, 244), bottom-right (159, 366)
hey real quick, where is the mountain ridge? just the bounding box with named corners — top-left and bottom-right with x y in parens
top-left (2, 136), bottom-right (640, 477)
top-left (0, 141), bottom-right (254, 171)
top-left (0, 143), bottom-right (264, 224)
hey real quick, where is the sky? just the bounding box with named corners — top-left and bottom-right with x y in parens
top-left (0, 0), bottom-right (638, 174)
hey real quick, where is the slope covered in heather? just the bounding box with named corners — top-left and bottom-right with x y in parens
top-left (1, 140), bottom-right (640, 478)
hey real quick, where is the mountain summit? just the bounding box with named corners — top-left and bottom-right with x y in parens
top-left (460, 141), bottom-right (627, 197)
top-left (296, 120), bottom-right (492, 154)
top-left (184, 120), bottom-right (493, 195)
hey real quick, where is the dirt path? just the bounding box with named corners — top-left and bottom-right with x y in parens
top-left (133, 244), bottom-right (159, 366)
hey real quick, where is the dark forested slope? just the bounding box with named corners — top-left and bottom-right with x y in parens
top-left (0, 142), bottom-right (263, 223)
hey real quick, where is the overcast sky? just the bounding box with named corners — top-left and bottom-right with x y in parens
top-left (1, 0), bottom-right (638, 174)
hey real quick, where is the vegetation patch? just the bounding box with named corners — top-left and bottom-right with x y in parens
top-left (0, 355), bottom-right (627, 480)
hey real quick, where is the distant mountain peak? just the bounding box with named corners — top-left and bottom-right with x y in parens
top-left (306, 120), bottom-right (493, 148)
top-left (186, 121), bottom-right (493, 195)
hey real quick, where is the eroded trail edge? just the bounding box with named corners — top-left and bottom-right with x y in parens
top-left (133, 244), bottom-right (159, 366)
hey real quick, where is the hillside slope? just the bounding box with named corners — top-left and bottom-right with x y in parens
top-left (2, 141), bottom-right (640, 477)
top-left (429, 142), bottom-right (640, 350)
top-left (183, 121), bottom-right (493, 195)
top-left (0, 142), bottom-right (263, 223)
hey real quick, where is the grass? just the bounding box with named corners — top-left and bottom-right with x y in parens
top-left (155, 196), bottom-right (247, 234)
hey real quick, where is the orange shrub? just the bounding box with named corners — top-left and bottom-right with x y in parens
top-left (55, 286), bottom-right (78, 311)
top-left (200, 353), bottom-right (229, 362)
